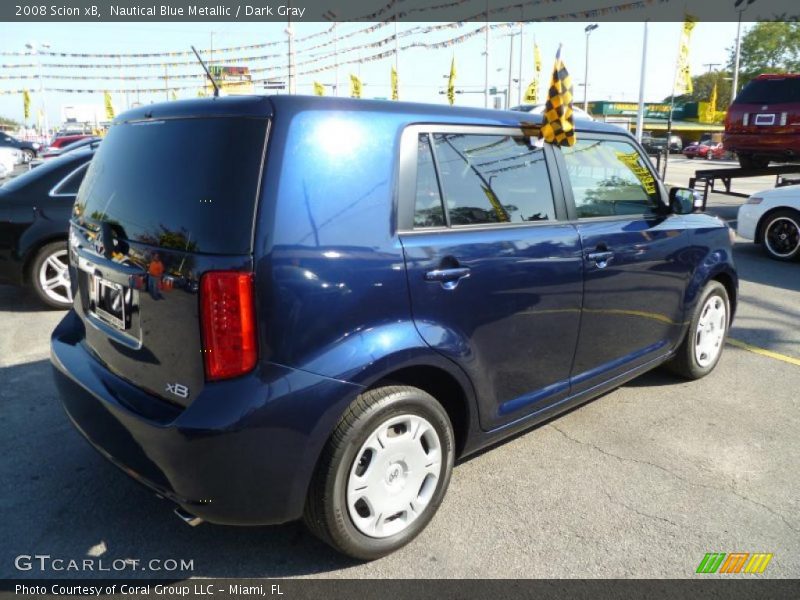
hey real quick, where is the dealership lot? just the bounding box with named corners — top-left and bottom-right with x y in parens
top-left (0, 157), bottom-right (798, 578)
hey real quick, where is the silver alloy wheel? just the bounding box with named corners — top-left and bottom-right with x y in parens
top-left (764, 216), bottom-right (800, 258)
top-left (38, 248), bottom-right (72, 306)
top-left (694, 294), bottom-right (727, 368)
top-left (347, 414), bottom-right (442, 538)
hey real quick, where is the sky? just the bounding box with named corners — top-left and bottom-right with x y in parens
top-left (0, 20), bottom-right (748, 128)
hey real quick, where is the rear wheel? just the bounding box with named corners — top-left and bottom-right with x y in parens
top-left (738, 154), bottom-right (769, 169)
top-left (761, 209), bottom-right (800, 261)
top-left (22, 148), bottom-right (35, 162)
top-left (29, 241), bottom-right (73, 309)
top-left (304, 385), bottom-right (454, 560)
top-left (666, 281), bottom-right (730, 380)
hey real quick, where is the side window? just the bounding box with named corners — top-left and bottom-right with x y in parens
top-left (561, 138), bottom-right (660, 218)
top-left (431, 133), bottom-right (556, 226)
top-left (414, 135), bottom-right (446, 228)
top-left (52, 163), bottom-right (89, 197)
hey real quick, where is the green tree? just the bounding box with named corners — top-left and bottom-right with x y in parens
top-left (664, 71), bottom-right (732, 105)
top-left (728, 22), bottom-right (800, 86)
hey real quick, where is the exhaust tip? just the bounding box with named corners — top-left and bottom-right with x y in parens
top-left (174, 507), bottom-right (204, 527)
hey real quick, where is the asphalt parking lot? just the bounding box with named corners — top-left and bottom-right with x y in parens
top-left (0, 157), bottom-right (798, 579)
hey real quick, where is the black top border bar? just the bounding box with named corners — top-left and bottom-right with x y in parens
top-left (2, 0), bottom-right (799, 22)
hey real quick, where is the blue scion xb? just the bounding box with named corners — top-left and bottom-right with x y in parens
top-left (51, 95), bottom-right (737, 559)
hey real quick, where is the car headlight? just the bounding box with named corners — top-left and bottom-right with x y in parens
top-left (745, 196), bottom-right (763, 205)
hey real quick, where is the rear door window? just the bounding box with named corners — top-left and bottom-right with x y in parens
top-left (561, 138), bottom-right (661, 218)
top-left (74, 117), bottom-right (268, 255)
top-left (735, 78), bottom-right (800, 104)
top-left (413, 132), bottom-right (557, 228)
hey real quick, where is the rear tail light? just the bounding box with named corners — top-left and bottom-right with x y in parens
top-left (780, 112), bottom-right (788, 126)
top-left (742, 113), bottom-right (749, 126)
top-left (200, 271), bottom-right (257, 380)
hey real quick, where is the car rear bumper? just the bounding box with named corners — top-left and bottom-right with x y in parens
top-left (723, 132), bottom-right (800, 158)
top-left (50, 310), bottom-right (364, 526)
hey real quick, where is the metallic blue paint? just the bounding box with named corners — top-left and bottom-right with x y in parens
top-left (51, 95), bottom-right (737, 526)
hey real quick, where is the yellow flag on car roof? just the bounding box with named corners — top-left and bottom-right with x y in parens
top-left (313, 81), bottom-right (325, 96)
top-left (447, 57), bottom-right (456, 106)
top-left (539, 45), bottom-right (575, 147)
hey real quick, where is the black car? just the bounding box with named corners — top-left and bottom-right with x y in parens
top-left (640, 132), bottom-right (668, 155)
top-left (0, 146), bottom-right (94, 308)
top-left (0, 133), bottom-right (40, 162)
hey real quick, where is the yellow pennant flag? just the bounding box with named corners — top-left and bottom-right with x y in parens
top-left (313, 81), bottom-right (325, 96)
top-left (447, 57), bottom-right (456, 106)
top-left (23, 89), bottom-right (30, 120)
top-left (350, 74), bottom-right (362, 98)
top-left (539, 45), bottom-right (575, 147)
top-left (197, 88), bottom-right (207, 98)
top-left (103, 91), bottom-right (114, 120)
top-left (674, 15), bottom-right (696, 96)
top-left (391, 66), bottom-right (399, 101)
top-left (170, 90), bottom-right (178, 101)
top-left (524, 43), bottom-right (542, 104)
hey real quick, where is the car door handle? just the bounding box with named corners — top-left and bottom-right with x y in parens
top-left (424, 267), bottom-right (471, 289)
top-left (586, 251), bottom-right (614, 268)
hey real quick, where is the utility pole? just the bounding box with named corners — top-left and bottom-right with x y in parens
top-left (286, 7), bottom-right (295, 94)
top-left (703, 62), bottom-right (720, 73)
top-left (583, 24), bottom-right (598, 112)
top-left (484, 0), bottom-right (490, 108)
top-left (506, 33), bottom-right (514, 109)
top-left (517, 21), bottom-right (524, 105)
top-left (635, 22), bottom-right (648, 142)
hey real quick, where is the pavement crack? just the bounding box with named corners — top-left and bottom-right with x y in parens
top-left (548, 424), bottom-right (800, 534)
top-left (601, 489), bottom-right (679, 529)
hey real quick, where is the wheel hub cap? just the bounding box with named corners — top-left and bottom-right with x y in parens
top-left (347, 414), bottom-right (442, 539)
top-left (695, 295), bottom-right (727, 368)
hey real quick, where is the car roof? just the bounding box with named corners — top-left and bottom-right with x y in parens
top-left (115, 94), bottom-right (623, 135)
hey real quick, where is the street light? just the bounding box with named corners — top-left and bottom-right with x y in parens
top-left (25, 41), bottom-right (50, 138)
top-left (583, 24), bottom-right (598, 112)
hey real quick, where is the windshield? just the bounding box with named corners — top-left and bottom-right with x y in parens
top-left (73, 116), bottom-right (268, 255)
top-left (735, 77), bottom-right (800, 104)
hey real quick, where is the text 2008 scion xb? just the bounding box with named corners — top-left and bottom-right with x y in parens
top-left (51, 95), bottom-right (737, 559)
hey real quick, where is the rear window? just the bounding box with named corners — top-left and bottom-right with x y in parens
top-left (73, 117), bottom-right (267, 255)
top-left (735, 77), bottom-right (800, 104)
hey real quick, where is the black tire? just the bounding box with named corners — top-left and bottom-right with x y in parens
top-left (686, 155), bottom-right (694, 159)
top-left (760, 208), bottom-right (800, 261)
top-left (22, 148), bottom-right (35, 162)
top-left (303, 385), bottom-right (455, 560)
top-left (738, 154), bottom-right (769, 169)
top-left (29, 241), bottom-right (73, 309)
top-left (666, 280), bottom-right (730, 380)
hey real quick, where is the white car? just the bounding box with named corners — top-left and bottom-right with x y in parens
top-left (737, 185), bottom-right (800, 261)
top-left (0, 147), bottom-right (20, 177)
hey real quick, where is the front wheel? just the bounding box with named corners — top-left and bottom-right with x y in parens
top-left (666, 281), bottom-right (730, 380)
top-left (22, 148), bottom-right (35, 162)
top-left (304, 385), bottom-right (455, 560)
top-left (761, 209), bottom-right (800, 261)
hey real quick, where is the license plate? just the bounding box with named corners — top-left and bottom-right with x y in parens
top-left (754, 113), bottom-right (776, 126)
top-left (90, 275), bottom-right (130, 331)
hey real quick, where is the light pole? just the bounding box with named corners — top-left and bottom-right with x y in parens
top-left (732, 0), bottom-right (756, 103)
top-left (26, 41), bottom-right (50, 138)
top-left (583, 24), bottom-right (598, 112)
top-left (323, 11), bottom-right (339, 97)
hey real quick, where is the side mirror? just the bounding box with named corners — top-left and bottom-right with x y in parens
top-left (669, 187), bottom-right (704, 214)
